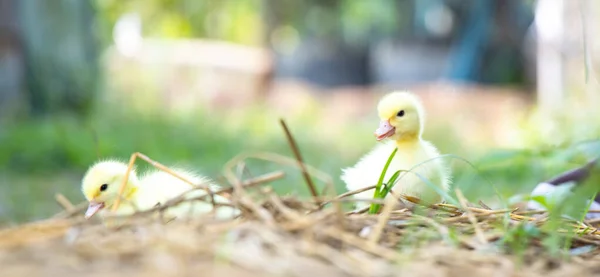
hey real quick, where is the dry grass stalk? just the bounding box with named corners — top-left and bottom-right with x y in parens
top-left (455, 188), bottom-right (488, 245)
top-left (279, 119), bottom-right (320, 204)
top-left (319, 185), bottom-right (377, 207)
top-left (2, 183), bottom-right (600, 277)
top-left (278, 119), bottom-right (346, 229)
top-left (368, 195), bottom-right (398, 245)
top-left (219, 171), bottom-right (285, 196)
top-left (54, 193), bottom-right (75, 211)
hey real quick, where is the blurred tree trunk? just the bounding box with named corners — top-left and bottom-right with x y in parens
top-left (0, 0), bottom-right (24, 120)
top-left (16, 0), bottom-right (100, 117)
top-left (259, 0), bottom-right (277, 46)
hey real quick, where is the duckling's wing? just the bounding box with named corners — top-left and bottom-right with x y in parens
top-left (136, 170), bottom-right (201, 204)
top-left (419, 140), bottom-right (452, 190)
top-left (177, 188), bottom-right (240, 219)
top-left (136, 168), bottom-right (239, 219)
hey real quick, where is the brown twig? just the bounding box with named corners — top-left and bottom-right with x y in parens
top-left (314, 197), bottom-right (388, 205)
top-left (478, 200), bottom-right (492, 210)
top-left (52, 202), bottom-right (88, 219)
top-left (318, 185), bottom-right (376, 207)
top-left (346, 206), bottom-right (370, 215)
top-left (279, 119), bottom-right (320, 205)
top-left (54, 193), bottom-right (75, 212)
top-left (227, 167), bottom-right (276, 227)
top-left (217, 171), bottom-right (285, 197)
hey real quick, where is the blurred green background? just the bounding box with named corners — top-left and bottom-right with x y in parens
top-left (1, 0), bottom-right (599, 224)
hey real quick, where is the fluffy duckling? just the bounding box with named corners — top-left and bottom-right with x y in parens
top-left (341, 91), bottom-right (451, 209)
top-left (81, 160), bottom-right (239, 222)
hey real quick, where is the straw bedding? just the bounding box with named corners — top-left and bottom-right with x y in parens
top-left (1, 182), bottom-right (600, 277)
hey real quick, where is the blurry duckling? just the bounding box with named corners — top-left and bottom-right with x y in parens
top-left (341, 91), bottom-right (451, 209)
top-left (81, 159), bottom-right (239, 222)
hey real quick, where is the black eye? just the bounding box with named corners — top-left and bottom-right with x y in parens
top-left (100, 184), bottom-right (108, 191)
top-left (397, 110), bottom-right (405, 117)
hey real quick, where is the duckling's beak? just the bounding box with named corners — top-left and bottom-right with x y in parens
top-left (375, 119), bottom-right (395, 141)
top-left (85, 201), bottom-right (105, 219)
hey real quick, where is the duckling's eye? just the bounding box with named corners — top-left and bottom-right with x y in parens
top-left (397, 110), bottom-right (405, 117)
top-left (100, 184), bottom-right (108, 191)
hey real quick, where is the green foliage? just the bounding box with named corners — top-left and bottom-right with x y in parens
top-left (91, 0), bottom-right (411, 49)
top-left (541, 173), bottom-right (600, 257)
top-left (93, 0), bottom-right (263, 45)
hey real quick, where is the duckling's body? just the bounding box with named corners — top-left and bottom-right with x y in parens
top-left (81, 160), bottom-right (239, 222)
top-left (341, 91), bottom-right (450, 209)
top-left (342, 140), bottom-right (449, 207)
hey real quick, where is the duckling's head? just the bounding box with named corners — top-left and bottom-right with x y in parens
top-left (374, 91), bottom-right (425, 142)
top-left (81, 160), bottom-right (139, 219)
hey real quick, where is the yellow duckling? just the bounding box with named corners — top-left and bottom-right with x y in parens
top-left (341, 91), bottom-right (451, 209)
top-left (81, 159), bottom-right (239, 222)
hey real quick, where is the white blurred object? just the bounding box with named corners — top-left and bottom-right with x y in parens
top-left (524, 158), bottom-right (600, 220)
top-left (527, 182), bottom-right (600, 220)
top-left (535, 0), bottom-right (564, 42)
top-left (113, 13), bottom-right (143, 57)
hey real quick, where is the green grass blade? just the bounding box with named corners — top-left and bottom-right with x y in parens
top-left (380, 170), bottom-right (403, 197)
top-left (369, 147), bottom-right (398, 214)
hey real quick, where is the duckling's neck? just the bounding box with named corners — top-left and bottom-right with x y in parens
top-left (394, 134), bottom-right (421, 149)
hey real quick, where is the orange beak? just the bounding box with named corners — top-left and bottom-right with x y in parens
top-left (374, 119), bottom-right (395, 141)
